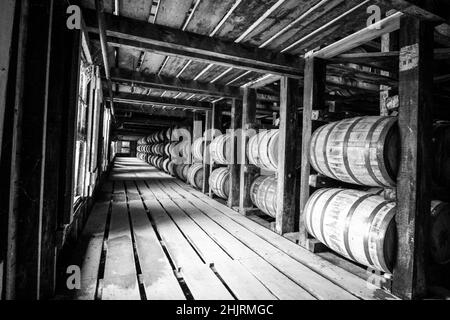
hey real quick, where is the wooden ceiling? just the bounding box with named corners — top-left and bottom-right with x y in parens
top-left (80, 0), bottom-right (450, 136)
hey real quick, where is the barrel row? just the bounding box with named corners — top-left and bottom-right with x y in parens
top-left (304, 187), bottom-right (450, 273)
top-left (144, 128), bottom-right (172, 144)
top-left (310, 116), bottom-right (450, 188)
top-left (247, 173), bottom-right (450, 273)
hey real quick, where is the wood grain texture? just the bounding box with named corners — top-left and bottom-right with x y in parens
top-left (228, 99), bottom-right (243, 208)
top-left (298, 57), bottom-right (327, 247)
top-left (276, 77), bottom-right (300, 234)
top-left (392, 16), bottom-right (434, 300)
top-left (84, 10), bottom-right (303, 78)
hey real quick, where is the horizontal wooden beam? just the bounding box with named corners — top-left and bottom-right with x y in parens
top-left (109, 68), bottom-right (280, 102)
top-left (313, 12), bottom-right (403, 59)
top-left (108, 92), bottom-right (214, 111)
top-left (83, 9), bottom-right (303, 78)
top-left (115, 103), bottom-right (191, 117)
top-left (375, 0), bottom-right (450, 24)
top-left (331, 48), bottom-right (450, 63)
top-left (110, 68), bottom-right (241, 99)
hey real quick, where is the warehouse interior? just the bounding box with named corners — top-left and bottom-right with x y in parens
top-left (1, 0), bottom-right (450, 300)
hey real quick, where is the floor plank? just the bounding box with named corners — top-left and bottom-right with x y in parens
top-left (168, 176), bottom-right (398, 300)
top-left (102, 182), bottom-right (140, 300)
top-left (67, 157), bottom-right (397, 300)
top-left (126, 182), bottom-right (186, 300)
top-left (73, 200), bottom-right (110, 300)
top-left (136, 180), bottom-right (234, 300)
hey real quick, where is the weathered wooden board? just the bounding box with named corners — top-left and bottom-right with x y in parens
top-left (102, 183), bottom-right (140, 300)
top-left (168, 173), bottom-right (397, 300)
top-left (136, 180), bottom-right (234, 300)
top-left (73, 200), bottom-right (110, 300)
top-left (126, 183), bottom-right (185, 300)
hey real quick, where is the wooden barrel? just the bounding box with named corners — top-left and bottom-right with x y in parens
top-left (310, 116), bottom-right (399, 187)
top-left (162, 158), bottom-right (170, 173)
top-left (210, 134), bottom-right (231, 165)
top-left (165, 128), bottom-right (172, 141)
top-left (156, 157), bottom-right (165, 170)
top-left (158, 130), bottom-right (165, 142)
top-left (187, 163), bottom-right (204, 189)
top-left (250, 175), bottom-right (277, 218)
top-left (209, 167), bottom-right (230, 199)
top-left (247, 129), bottom-right (278, 171)
top-left (304, 188), bottom-right (396, 273)
top-left (170, 141), bottom-right (191, 160)
top-left (192, 137), bottom-right (204, 161)
top-left (431, 201), bottom-right (450, 264)
top-left (168, 161), bottom-right (176, 176)
top-left (175, 164), bottom-right (189, 181)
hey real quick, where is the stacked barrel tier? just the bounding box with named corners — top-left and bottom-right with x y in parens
top-left (187, 163), bottom-right (204, 189)
top-left (192, 137), bottom-right (205, 162)
top-left (247, 129), bottom-right (279, 171)
top-left (210, 133), bottom-right (231, 165)
top-left (175, 164), bottom-right (190, 182)
top-left (305, 188), bottom-right (396, 273)
top-left (304, 188), bottom-right (450, 273)
top-left (169, 141), bottom-right (191, 163)
top-left (209, 167), bottom-right (230, 199)
top-left (250, 175), bottom-right (277, 218)
top-left (146, 128), bottom-right (172, 144)
top-left (309, 116), bottom-right (399, 187)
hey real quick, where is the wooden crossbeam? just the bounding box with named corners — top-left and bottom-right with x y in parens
top-left (108, 92), bottom-right (214, 111)
top-left (313, 12), bottom-right (403, 59)
top-left (110, 67), bottom-right (240, 99)
top-left (109, 68), bottom-right (280, 101)
top-left (114, 103), bottom-right (190, 118)
top-left (331, 48), bottom-right (450, 63)
top-left (83, 9), bottom-right (303, 78)
top-left (375, 0), bottom-right (450, 23)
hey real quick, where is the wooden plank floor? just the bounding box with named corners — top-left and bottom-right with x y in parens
top-left (68, 157), bottom-right (398, 300)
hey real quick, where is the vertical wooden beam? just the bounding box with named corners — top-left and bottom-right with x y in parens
top-left (228, 98), bottom-right (242, 209)
top-left (392, 16), bottom-right (434, 300)
top-left (276, 77), bottom-right (301, 235)
top-left (192, 111), bottom-right (202, 164)
top-left (202, 109), bottom-right (212, 194)
top-left (95, 0), bottom-right (115, 116)
top-left (61, 28), bottom-right (81, 226)
top-left (0, 0), bottom-right (19, 302)
top-left (0, 0), bottom-right (17, 164)
top-left (298, 56), bottom-right (327, 247)
top-left (380, 14), bottom-right (399, 116)
top-left (208, 103), bottom-right (223, 197)
top-left (6, 0), bottom-right (53, 299)
top-left (239, 88), bottom-right (259, 214)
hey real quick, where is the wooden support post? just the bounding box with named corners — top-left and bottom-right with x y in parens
top-left (228, 98), bottom-right (242, 209)
top-left (6, 0), bottom-right (53, 299)
top-left (239, 88), bottom-right (259, 215)
top-left (392, 16), bottom-right (434, 300)
top-left (0, 0), bottom-right (17, 164)
top-left (3, 0), bottom-right (82, 299)
top-left (298, 56), bottom-right (327, 248)
top-left (208, 103), bottom-right (223, 197)
top-left (202, 109), bottom-right (212, 194)
top-left (192, 111), bottom-right (202, 164)
top-left (380, 12), bottom-right (399, 116)
top-left (276, 77), bottom-right (301, 235)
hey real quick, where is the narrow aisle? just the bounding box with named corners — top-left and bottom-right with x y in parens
top-left (64, 157), bottom-right (396, 300)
